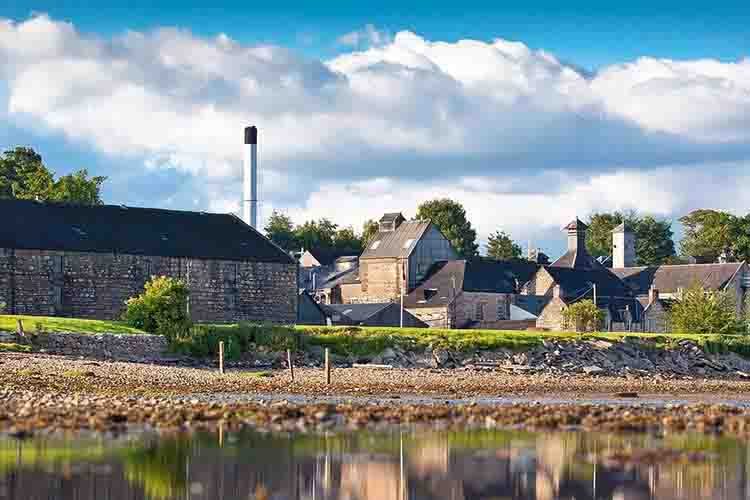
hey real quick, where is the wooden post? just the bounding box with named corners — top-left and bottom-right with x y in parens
top-left (325, 348), bottom-right (331, 385)
top-left (16, 319), bottom-right (24, 337)
top-left (218, 341), bottom-right (225, 374)
top-left (287, 349), bottom-right (295, 382)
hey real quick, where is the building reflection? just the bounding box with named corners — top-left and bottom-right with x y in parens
top-left (0, 429), bottom-right (748, 499)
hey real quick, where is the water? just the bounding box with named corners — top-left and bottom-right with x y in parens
top-left (1, 427), bottom-right (750, 499)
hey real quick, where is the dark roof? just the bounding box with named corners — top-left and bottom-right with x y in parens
top-left (551, 249), bottom-right (603, 270)
top-left (306, 247), bottom-right (359, 266)
top-left (0, 198), bottom-right (294, 264)
top-left (323, 303), bottom-right (390, 323)
top-left (515, 294), bottom-right (551, 317)
top-left (564, 218), bottom-right (588, 231)
top-left (405, 259), bottom-right (540, 308)
top-left (315, 266), bottom-right (359, 290)
top-left (611, 263), bottom-right (745, 296)
top-left (360, 220), bottom-right (432, 259)
top-left (379, 212), bottom-right (405, 224)
top-left (545, 266), bottom-right (630, 299)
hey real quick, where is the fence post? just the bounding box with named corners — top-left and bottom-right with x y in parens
top-left (219, 341), bottom-right (225, 374)
top-left (325, 348), bottom-right (331, 385)
top-left (16, 319), bottom-right (24, 338)
top-left (287, 349), bottom-right (295, 382)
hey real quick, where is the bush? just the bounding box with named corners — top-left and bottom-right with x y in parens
top-left (123, 276), bottom-right (191, 338)
top-left (669, 283), bottom-right (745, 335)
top-left (561, 300), bottom-right (604, 332)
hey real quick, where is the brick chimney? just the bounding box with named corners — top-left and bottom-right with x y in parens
top-left (612, 222), bottom-right (636, 268)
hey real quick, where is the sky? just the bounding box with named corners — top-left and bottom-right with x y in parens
top-left (1, 2), bottom-right (749, 257)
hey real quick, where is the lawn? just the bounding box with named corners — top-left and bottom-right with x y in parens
top-left (0, 315), bottom-right (146, 335)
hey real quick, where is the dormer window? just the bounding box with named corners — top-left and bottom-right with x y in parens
top-left (403, 238), bottom-right (415, 249)
top-left (370, 240), bottom-right (381, 250)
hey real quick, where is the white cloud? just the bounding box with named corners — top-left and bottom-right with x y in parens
top-left (2, 14), bottom-right (750, 254)
top-left (337, 24), bottom-right (391, 48)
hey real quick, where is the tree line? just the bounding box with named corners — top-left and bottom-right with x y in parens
top-left (0, 147), bottom-right (105, 205)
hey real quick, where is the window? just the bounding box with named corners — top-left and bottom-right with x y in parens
top-left (144, 261), bottom-right (152, 278)
top-left (53, 285), bottom-right (63, 310)
top-left (497, 299), bottom-right (507, 320)
top-left (475, 302), bottom-right (484, 321)
top-left (55, 255), bottom-right (64, 274)
top-left (370, 240), bottom-right (381, 250)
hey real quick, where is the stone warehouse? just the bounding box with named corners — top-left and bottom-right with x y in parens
top-left (0, 199), bottom-right (297, 323)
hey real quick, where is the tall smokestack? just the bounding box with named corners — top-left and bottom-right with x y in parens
top-left (243, 126), bottom-right (258, 228)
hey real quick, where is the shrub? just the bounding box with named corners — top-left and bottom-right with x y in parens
top-left (669, 283), bottom-right (745, 335)
top-left (561, 300), bottom-right (604, 332)
top-left (123, 276), bottom-right (191, 338)
top-left (0, 301), bottom-right (5, 314)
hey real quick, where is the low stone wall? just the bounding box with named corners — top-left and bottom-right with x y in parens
top-left (37, 332), bottom-right (168, 361)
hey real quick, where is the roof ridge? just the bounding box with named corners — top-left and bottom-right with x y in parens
top-left (0, 197), bottom-right (235, 218)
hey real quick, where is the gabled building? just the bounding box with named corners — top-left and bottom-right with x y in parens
top-left (526, 219), bottom-right (643, 331)
top-left (298, 246), bottom-right (360, 304)
top-left (405, 259), bottom-right (540, 329)
top-left (345, 212), bottom-right (456, 304)
top-left (323, 303), bottom-right (428, 328)
top-left (0, 199), bottom-right (297, 323)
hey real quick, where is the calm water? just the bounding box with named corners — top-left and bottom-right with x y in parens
top-left (1, 427), bottom-right (750, 500)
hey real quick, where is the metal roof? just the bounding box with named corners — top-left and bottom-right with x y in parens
top-left (360, 220), bottom-right (432, 259)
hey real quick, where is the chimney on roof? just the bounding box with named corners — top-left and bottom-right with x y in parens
top-left (565, 218), bottom-right (588, 253)
top-left (649, 286), bottom-right (660, 305)
top-left (612, 222), bottom-right (636, 268)
top-left (378, 213), bottom-right (406, 232)
top-left (243, 126), bottom-right (258, 228)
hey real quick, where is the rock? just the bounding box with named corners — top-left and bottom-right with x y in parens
top-left (432, 349), bottom-right (453, 368)
top-left (583, 366), bottom-right (604, 375)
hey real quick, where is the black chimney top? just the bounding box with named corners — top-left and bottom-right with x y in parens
top-left (244, 126), bottom-right (257, 145)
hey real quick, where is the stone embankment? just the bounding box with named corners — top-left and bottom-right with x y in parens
top-left (1, 331), bottom-right (168, 362)
top-left (253, 338), bottom-right (750, 380)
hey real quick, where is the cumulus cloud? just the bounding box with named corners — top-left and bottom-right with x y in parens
top-left (1, 14), bottom-right (750, 254)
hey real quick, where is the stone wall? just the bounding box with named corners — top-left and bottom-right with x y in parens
top-left (0, 248), bottom-right (297, 324)
top-left (536, 294), bottom-right (566, 330)
top-left (454, 292), bottom-right (512, 329)
top-left (355, 258), bottom-right (405, 303)
top-left (40, 332), bottom-right (169, 361)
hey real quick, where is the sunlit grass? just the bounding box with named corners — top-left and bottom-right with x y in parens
top-left (0, 315), bottom-right (145, 335)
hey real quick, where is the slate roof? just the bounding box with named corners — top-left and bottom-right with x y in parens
top-left (306, 247), bottom-right (360, 266)
top-left (515, 295), bottom-right (551, 317)
top-left (0, 198), bottom-right (294, 264)
top-left (551, 249), bottom-right (603, 270)
top-left (611, 263), bottom-right (745, 296)
top-left (545, 266), bottom-right (630, 299)
top-left (360, 220), bottom-right (432, 259)
top-left (315, 266), bottom-right (359, 290)
top-left (405, 259), bottom-right (540, 308)
top-left (323, 303), bottom-right (390, 323)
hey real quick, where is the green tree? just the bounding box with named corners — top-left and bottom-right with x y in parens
top-left (123, 276), bottom-right (191, 338)
top-left (416, 198), bottom-right (478, 257)
top-left (586, 211), bottom-right (675, 266)
top-left (362, 219), bottom-right (379, 246)
top-left (486, 230), bottom-right (522, 260)
top-left (333, 226), bottom-right (363, 252)
top-left (295, 218), bottom-right (338, 250)
top-left (679, 209), bottom-right (733, 262)
top-left (728, 214), bottom-right (750, 263)
top-left (669, 283), bottom-right (744, 334)
top-left (0, 147), bottom-right (105, 204)
top-left (264, 210), bottom-right (298, 251)
top-left (561, 300), bottom-right (605, 332)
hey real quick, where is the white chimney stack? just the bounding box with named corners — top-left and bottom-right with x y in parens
top-left (243, 126), bottom-right (258, 228)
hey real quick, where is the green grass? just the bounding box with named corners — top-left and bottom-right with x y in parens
top-left (0, 342), bottom-right (31, 353)
top-left (0, 315), bottom-right (146, 335)
top-left (176, 323), bottom-right (750, 359)
top-left (237, 371), bottom-right (272, 378)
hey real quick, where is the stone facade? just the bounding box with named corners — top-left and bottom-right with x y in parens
top-left (0, 248), bottom-right (297, 324)
top-left (407, 291), bottom-right (513, 330)
top-left (356, 258), bottom-right (406, 304)
top-left (41, 332), bottom-right (168, 361)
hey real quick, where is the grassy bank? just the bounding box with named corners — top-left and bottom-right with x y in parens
top-left (0, 315), bottom-right (145, 335)
top-left (172, 323), bottom-right (750, 360)
top-left (3, 314), bottom-right (750, 359)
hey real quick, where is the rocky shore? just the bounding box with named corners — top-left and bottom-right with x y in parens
top-left (4, 388), bottom-right (750, 438)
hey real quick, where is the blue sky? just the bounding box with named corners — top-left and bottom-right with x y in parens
top-left (1, 2), bottom-right (749, 257)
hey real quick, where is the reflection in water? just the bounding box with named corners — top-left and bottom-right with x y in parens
top-left (0, 427), bottom-right (748, 499)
